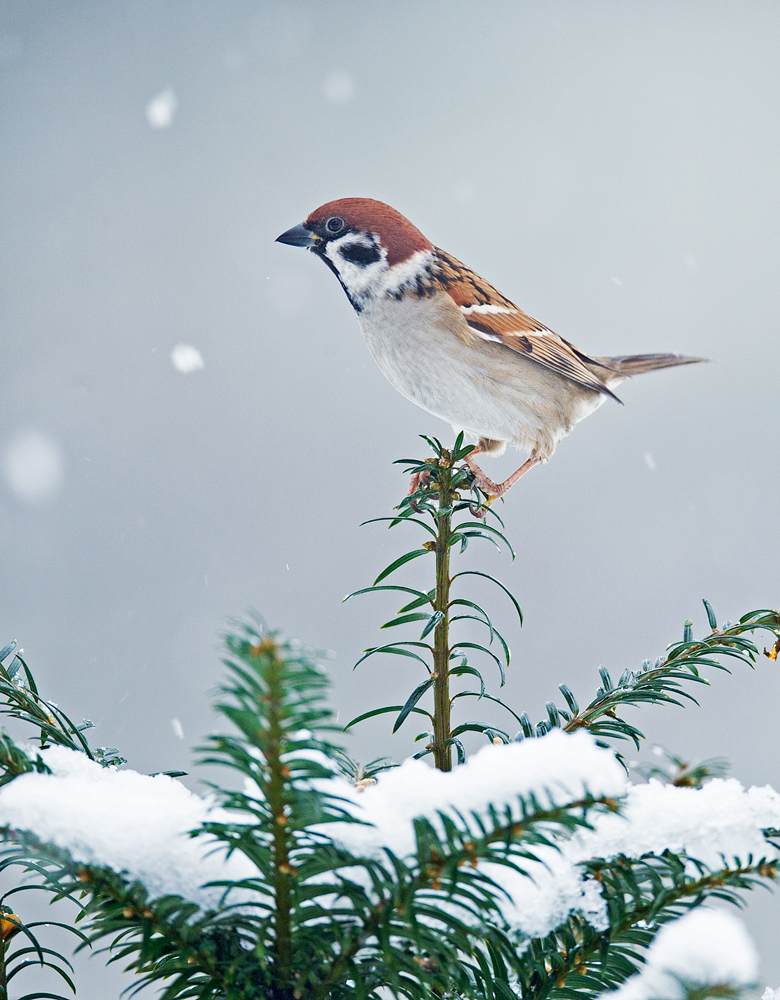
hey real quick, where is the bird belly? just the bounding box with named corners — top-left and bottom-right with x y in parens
top-left (357, 295), bottom-right (603, 460)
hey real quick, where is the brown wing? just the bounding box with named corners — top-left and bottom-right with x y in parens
top-left (434, 248), bottom-right (619, 399)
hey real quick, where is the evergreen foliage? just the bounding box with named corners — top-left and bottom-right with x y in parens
top-left (0, 436), bottom-right (778, 999)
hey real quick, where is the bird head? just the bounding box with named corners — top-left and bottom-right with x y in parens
top-left (276, 198), bottom-right (434, 310)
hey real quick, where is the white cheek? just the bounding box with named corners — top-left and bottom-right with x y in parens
top-left (323, 239), bottom-right (434, 304)
top-left (336, 256), bottom-right (389, 296)
top-left (324, 235), bottom-right (389, 300)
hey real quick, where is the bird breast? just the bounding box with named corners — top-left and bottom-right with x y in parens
top-left (356, 292), bottom-right (606, 459)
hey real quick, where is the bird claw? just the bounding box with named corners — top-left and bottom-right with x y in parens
top-left (468, 493), bottom-right (498, 519)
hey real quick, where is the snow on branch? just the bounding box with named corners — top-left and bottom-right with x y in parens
top-left (603, 908), bottom-right (758, 1000)
top-left (0, 731), bottom-right (777, 946)
top-left (318, 732), bottom-right (780, 939)
top-left (575, 775), bottom-right (780, 872)
top-left (0, 745), bottom-right (257, 907)
top-left (489, 773), bottom-right (780, 939)
top-left (321, 730), bottom-right (627, 859)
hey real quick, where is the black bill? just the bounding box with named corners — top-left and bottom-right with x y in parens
top-left (275, 223), bottom-right (316, 248)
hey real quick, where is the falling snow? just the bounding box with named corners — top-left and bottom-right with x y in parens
top-left (146, 87), bottom-right (178, 128)
top-left (323, 70), bottom-right (355, 104)
top-left (171, 344), bottom-right (204, 373)
top-left (3, 429), bottom-right (65, 503)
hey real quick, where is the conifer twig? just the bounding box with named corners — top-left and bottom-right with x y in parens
top-left (431, 449), bottom-right (454, 772)
top-left (345, 434), bottom-right (521, 769)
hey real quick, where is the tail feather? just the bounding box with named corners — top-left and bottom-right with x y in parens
top-left (597, 353), bottom-right (708, 377)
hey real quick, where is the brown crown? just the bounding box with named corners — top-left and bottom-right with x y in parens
top-left (305, 198), bottom-right (433, 267)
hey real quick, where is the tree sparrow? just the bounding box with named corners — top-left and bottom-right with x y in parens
top-left (277, 198), bottom-right (704, 498)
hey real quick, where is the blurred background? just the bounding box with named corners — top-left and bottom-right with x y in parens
top-left (1, 1), bottom-right (779, 994)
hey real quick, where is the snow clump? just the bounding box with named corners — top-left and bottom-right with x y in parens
top-left (604, 908), bottom-right (758, 999)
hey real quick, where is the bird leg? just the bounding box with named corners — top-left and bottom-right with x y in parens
top-left (464, 449), bottom-right (540, 500)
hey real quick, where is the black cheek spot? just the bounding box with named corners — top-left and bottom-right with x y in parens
top-left (339, 242), bottom-right (382, 266)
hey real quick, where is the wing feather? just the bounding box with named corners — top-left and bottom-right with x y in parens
top-left (434, 248), bottom-right (618, 399)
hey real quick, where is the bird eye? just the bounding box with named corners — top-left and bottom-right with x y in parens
top-left (325, 216), bottom-right (345, 235)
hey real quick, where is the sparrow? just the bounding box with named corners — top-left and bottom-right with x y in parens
top-left (276, 198), bottom-right (705, 498)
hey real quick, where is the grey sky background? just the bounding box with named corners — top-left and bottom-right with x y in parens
top-left (1, 1), bottom-right (779, 994)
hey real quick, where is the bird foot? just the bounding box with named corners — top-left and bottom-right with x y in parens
top-left (464, 453), bottom-right (540, 516)
top-left (407, 469), bottom-right (432, 512)
top-left (468, 495), bottom-right (498, 519)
